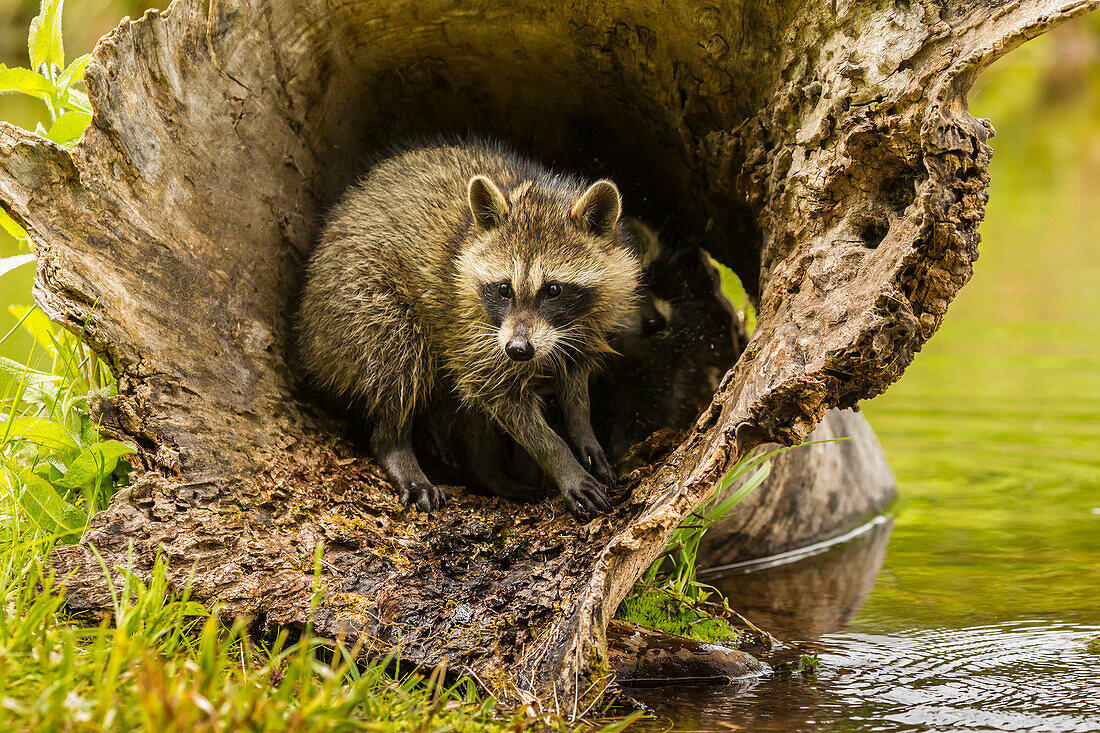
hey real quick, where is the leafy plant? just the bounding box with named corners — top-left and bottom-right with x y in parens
top-left (0, 0), bottom-right (122, 542)
top-left (617, 441), bottom-right (843, 642)
top-left (0, 304), bottom-right (125, 543)
top-left (0, 0), bottom-right (93, 151)
top-left (0, 0), bottom-right (96, 253)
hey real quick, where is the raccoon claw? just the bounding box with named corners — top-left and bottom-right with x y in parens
top-left (399, 481), bottom-right (448, 513)
top-left (562, 474), bottom-right (612, 521)
top-left (580, 444), bottom-right (617, 488)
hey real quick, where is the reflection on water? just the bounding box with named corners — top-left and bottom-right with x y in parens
top-left (705, 517), bottom-right (894, 640)
top-left (632, 518), bottom-right (1100, 732)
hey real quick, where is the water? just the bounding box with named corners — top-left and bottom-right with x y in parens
top-left (633, 19), bottom-right (1100, 732)
top-left (636, 622), bottom-right (1099, 732)
top-left (631, 520), bottom-right (1100, 731)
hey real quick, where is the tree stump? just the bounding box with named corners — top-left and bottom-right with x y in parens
top-left (0, 0), bottom-right (1093, 711)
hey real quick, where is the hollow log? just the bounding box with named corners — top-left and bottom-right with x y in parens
top-left (0, 0), bottom-right (1094, 711)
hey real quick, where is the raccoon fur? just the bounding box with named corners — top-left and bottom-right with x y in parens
top-left (295, 137), bottom-right (641, 519)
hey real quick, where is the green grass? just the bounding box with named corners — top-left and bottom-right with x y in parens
top-left (615, 444), bottom-right (829, 643)
top-left (0, 549), bottom-right (511, 731)
top-left (0, 302), bottom-right (556, 730)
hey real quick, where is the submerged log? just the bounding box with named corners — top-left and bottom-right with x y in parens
top-left (707, 515), bottom-right (894, 640)
top-left (607, 621), bottom-right (766, 687)
top-left (699, 408), bottom-right (896, 568)
top-left (0, 0), bottom-right (1094, 711)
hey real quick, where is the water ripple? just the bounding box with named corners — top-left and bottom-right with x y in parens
top-left (632, 621), bottom-right (1100, 732)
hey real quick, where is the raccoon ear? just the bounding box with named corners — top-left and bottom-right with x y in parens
top-left (571, 180), bottom-right (622, 235)
top-left (623, 216), bottom-right (662, 264)
top-left (468, 175), bottom-right (510, 230)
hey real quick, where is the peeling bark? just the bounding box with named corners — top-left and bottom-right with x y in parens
top-left (0, 0), bottom-right (1094, 710)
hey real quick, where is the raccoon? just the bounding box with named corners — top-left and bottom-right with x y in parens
top-left (296, 138), bottom-right (641, 520)
top-left (436, 217), bottom-right (743, 493)
top-left (591, 218), bottom-right (743, 460)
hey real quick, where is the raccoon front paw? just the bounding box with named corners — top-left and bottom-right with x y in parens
top-left (579, 442), bottom-right (617, 488)
top-left (561, 474), bottom-right (612, 521)
top-left (399, 481), bottom-right (448, 513)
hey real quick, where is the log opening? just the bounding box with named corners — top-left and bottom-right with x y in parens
top-left (291, 5), bottom-right (767, 295)
top-left (0, 0), bottom-right (1096, 710)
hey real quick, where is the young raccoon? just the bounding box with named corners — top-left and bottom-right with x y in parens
top-left (591, 219), bottom-right (743, 460)
top-left (296, 138), bottom-right (641, 519)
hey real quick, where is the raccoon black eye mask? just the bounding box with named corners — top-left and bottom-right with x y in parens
top-left (296, 136), bottom-right (640, 520)
top-left (478, 281), bottom-right (595, 329)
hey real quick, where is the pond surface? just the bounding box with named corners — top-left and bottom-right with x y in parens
top-left (634, 23), bottom-right (1100, 733)
top-left (633, 517), bottom-right (1098, 732)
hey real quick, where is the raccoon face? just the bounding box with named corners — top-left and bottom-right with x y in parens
top-left (461, 173), bottom-right (639, 366)
top-left (478, 278), bottom-right (596, 362)
top-left (620, 218), bottom-right (673, 339)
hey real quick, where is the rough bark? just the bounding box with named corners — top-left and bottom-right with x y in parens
top-left (0, 0), bottom-right (1094, 711)
top-left (699, 408), bottom-right (896, 568)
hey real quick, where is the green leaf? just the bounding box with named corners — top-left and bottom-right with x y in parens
top-left (12, 465), bottom-right (84, 538)
top-left (1, 415), bottom-right (79, 453)
top-left (62, 87), bottom-right (91, 114)
top-left (45, 111), bottom-right (90, 149)
top-left (0, 208), bottom-right (28, 241)
top-left (56, 53), bottom-right (88, 92)
top-left (0, 254), bottom-right (35, 279)
top-left (0, 355), bottom-right (61, 385)
top-left (28, 0), bottom-right (65, 73)
top-left (705, 462), bottom-right (771, 521)
top-left (0, 64), bottom-right (55, 99)
top-left (175, 601), bottom-right (211, 618)
top-left (55, 440), bottom-right (135, 490)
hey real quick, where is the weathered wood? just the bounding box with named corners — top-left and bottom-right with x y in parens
top-left (606, 621), bottom-right (766, 687)
top-left (0, 0), bottom-right (1094, 711)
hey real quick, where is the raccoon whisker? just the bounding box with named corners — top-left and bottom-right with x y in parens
top-left (543, 350), bottom-right (563, 375)
top-left (553, 334), bottom-right (585, 350)
top-left (467, 326), bottom-right (502, 338)
top-left (550, 345), bottom-right (583, 368)
top-left (554, 336), bottom-right (587, 357)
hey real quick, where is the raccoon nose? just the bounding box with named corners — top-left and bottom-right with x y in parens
top-left (505, 338), bottom-right (534, 361)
